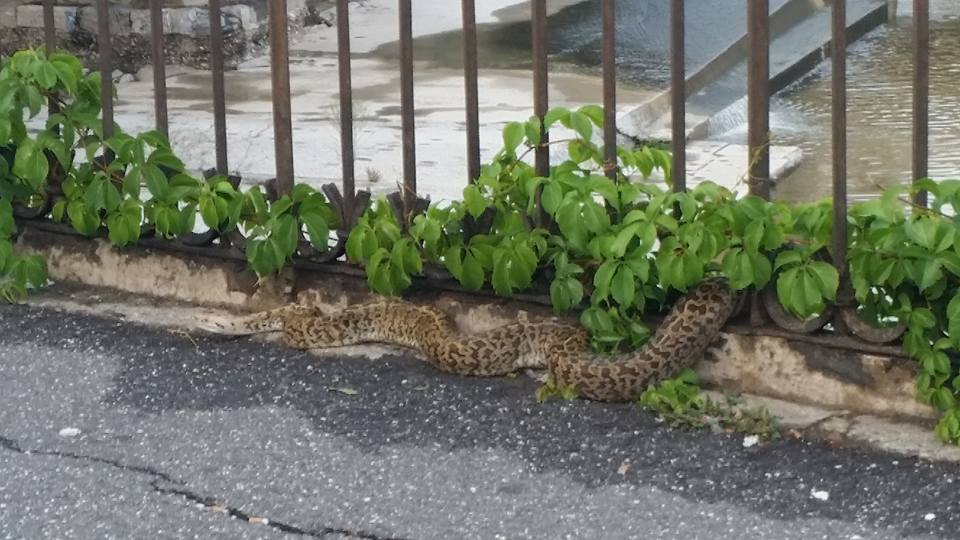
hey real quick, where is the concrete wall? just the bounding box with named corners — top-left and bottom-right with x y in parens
top-left (13, 223), bottom-right (936, 423)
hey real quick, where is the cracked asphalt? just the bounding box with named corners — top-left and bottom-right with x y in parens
top-left (2, 303), bottom-right (960, 539)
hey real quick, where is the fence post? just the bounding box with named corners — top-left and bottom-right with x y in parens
top-left (461, 0), bottom-right (481, 185)
top-left (149, 0), bottom-right (168, 139)
top-left (747, 0), bottom-right (770, 200)
top-left (531, 0), bottom-right (549, 178)
top-left (601, 0), bottom-right (616, 179)
top-left (912, 0), bottom-right (929, 207)
top-left (96, 0), bottom-right (114, 149)
top-left (832, 0), bottom-right (851, 334)
top-left (337, 0), bottom-right (356, 214)
top-left (209, 0), bottom-right (228, 175)
top-left (671, 0), bottom-right (685, 192)
top-left (268, 0), bottom-right (294, 197)
top-left (747, 0), bottom-right (770, 327)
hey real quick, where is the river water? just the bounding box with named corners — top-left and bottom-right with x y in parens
top-left (769, 3), bottom-right (960, 202)
top-left (471, 0), bottom-right (960, 203)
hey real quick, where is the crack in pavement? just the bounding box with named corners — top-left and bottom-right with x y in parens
top-left (0, 435), bottom-right (406, 540)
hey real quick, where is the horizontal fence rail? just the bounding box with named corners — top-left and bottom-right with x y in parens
top-left (13, 0), bottom-right (938, 350)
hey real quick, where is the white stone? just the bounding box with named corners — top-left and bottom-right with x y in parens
top-left (742, 435), bottom-right (759, 448)
top-left (924, 513), bottom-right (936, 521)
top-left (222, 5), bottom-right (259, 33)
top-left (810, 489), bottom-right (830, 501)
top-left (58, 427), bottom-right (81, 438)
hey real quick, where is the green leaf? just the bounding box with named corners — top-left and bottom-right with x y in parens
top-left (462, 184), bottom-right (488, 219)
top-left (578, 105), bottom-right (605, 127)
top-left (502, 121), bottom-right (525, 152)
top-left (774, 250), bottom-right (802, 271)
top-left (807, 261), bottom-right (839, 301)
top-left (12, 139), bottom-right (48, 189)
top-left (610, 264), bottom-right (636, 307)
top-left (301, 211), bottom-right (330, 251)
top-left (593, 260), bottom-right (617, 301)
top-left (569, 111), bottom-right (593, 141)
top-left (460, 252), bottom-right (485, 291)
top-left (543, 107), bottom-right (570, 129)
top-left (541, 180), bottom-right (563, 215)
top-left (199, 195), bottom-right (220, 229)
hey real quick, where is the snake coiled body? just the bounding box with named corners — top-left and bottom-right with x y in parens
top-left (199, 278), bottom-right (737, 402)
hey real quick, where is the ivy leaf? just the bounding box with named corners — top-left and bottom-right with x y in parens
top-left (807, 261), bottom-right (839, 301)
top-left (460, 251), bottom-right (485, 291)
top-left (577, 105), bottom-right (605, 127)
top-left (462, 184), bottom-right (488, 219)
top-left (610, 264), bottom-right (636, 307)
top-left (593, 260), bottom-right (617, 302)
top-left (300, 211), bottom-right (330, 252)
top-left (568, 110), bottom-right (593, 141)
top-left (543, 106), bottom-right (570, 129)
top-left (502, 122), bottom-right (525, 153)
top-left (12, 139), bottom-right (48, 189)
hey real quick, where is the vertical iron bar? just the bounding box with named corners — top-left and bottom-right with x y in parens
top-left (269, 0), bottom-right (294, 196)
top-left (747, 0), bottom-right (770, 199)
top-left (398, 0), bottom-right (417, 208)
top-left (747, 0), bottom-right (770, 328)
top-left (461, 0), bottom-right (481, 184)
top-left (912, 0), bottom-right (929, 206)
top-left (336, 0), bottom-right (356, 212)
top-left (337, 0), bottom-right (356, 213)
top-left (671, 0), bottom-right (686, 192)
top-left (42, 0), bottom-right (55, 52)
top-left (601, 0), bottom-right (616, 179)
top-left (832, 0), bottom-right (850, 332)
top-left (96, 0), bottom-right (114, 145)
top-left (209, 0), bottom-right (228, 174)
top-left (149, 0), bottom-right (168, 139)
top-left (42, 0), bottom-right (59, 125)
top-left (531, 0), bottom-right (549, 177)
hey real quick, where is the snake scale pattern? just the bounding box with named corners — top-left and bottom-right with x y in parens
top-left (199, 278), bottom-right (737, 401)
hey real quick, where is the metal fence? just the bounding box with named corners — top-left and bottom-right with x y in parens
top-left (30, 0), bottom-right (937, 352)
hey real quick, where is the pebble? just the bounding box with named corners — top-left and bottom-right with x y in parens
top-left (58, 427), bottom-right (81, 438)
top-left (924, 513), bottom-right (936, 521)
top-left (742, 435), bottom-right (759, 448)
top-left (810, 489), bottom-right (830, 501)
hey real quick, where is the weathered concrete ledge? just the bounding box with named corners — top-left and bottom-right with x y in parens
top-left (0, 0), bottom-right (337, 72)
top-left (14, 223), bottom-right (935, 427)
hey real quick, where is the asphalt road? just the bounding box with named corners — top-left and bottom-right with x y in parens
top-left (1, 303), bottom-right (959, 539)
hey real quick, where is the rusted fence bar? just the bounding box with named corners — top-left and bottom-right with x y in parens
top-left (42, 0), bottom-right (59, 124)
top-left (208, 0), bottom-right (228, 174)
top-left (398, 0), bottom-right (417, 206)
top-left (461, 0), bottom-right (481, 184)
top-left (336, 0), bottom-right (356, 210)
top-left (601, 0), bottom-right (616, 179)
top-left (42, 0), bottom-right (55, 52)
top-left (671, 0), bottom-right (685, 192)
top-left (746, 0), bottom-right (770, 199)
top-left (912, 0), bottom-right (929, 206)
top-left (531, 0), bottom-right (549, 177)
top-left (149, 0), bottom-right (168, 138)
top-left (268, 0), bottom-right (294, 196)
top-left (832, 0), bottom-right (850, 331)
top-left (96, 0), bottom-right (114, 144)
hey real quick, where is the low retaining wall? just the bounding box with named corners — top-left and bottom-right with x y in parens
top-left (14, 223), bottom-right (936, 423)
top-left (0, 0), bottom-right (336, 73)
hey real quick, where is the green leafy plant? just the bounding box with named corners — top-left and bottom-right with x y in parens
top-left (0, 199), bottom-right (47, 302)
top-left (4, 48), bottom-right (960, 446)
top-left (640, 369), bottom-right (780, 439)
